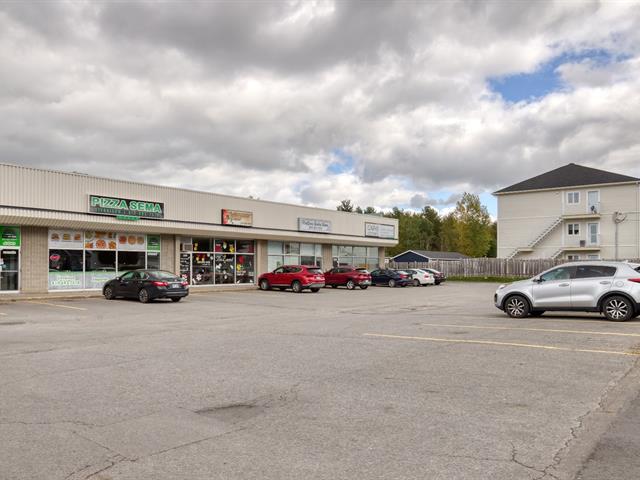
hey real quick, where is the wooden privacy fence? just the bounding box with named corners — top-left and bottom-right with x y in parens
top-left (389, 258), bottom-right (640, 278)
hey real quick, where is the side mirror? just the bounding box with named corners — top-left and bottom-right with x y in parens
top-left (115, 276), bottom-right (121, 281)
top-left (533, 277), bottom-right (542, 283)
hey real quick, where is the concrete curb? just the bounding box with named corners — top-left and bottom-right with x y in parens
top-left (0, 286), bottom-right (258, 304)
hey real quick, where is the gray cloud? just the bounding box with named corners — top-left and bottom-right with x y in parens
top-left (1, 0), bottom-right (640, 210)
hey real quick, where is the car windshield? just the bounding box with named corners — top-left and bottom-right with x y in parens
top-left (148, 270), bottom-right (178, 279)
top-left (307, 268), bottom-right (323, 274)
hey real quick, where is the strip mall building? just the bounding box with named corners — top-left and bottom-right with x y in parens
top-left (0, 164), bottom-right (398, 295)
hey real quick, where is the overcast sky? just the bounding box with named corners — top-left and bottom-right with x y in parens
top-left (2, 1), bottom-right (640, 216)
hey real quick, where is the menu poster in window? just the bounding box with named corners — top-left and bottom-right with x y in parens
top-left (147, 235), bottom-right (161, 252)
top-left (48, 229), bottom-right (83, 249)
top-left (117, 233), bottom-right (147, 251)
top-left (84, 231), bottom-right (117, 250)
top-left (180, 253), bottom-right (191, 283)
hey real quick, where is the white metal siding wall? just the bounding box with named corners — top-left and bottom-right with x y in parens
top-left (0, 164), bottom-right (397, 244)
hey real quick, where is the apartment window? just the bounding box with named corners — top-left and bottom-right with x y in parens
top-left (566, 255), bottom-right (580, 261)
top-left (567, 224), bottom-right (580, 235)
top-left (567, 192), bottom-right (580, 204)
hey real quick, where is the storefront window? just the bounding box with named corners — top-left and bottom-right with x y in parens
top-left (48, 249), bottom-right (83, 290)
top-left (215, 239), bottom-right (235, 253)
top-left (192, 253), bottom-right (214, 285)
top-left (268, 241), bottom-right (322, 270)
top-left (192, 237), bottom-right (213, 252)
top-left (85, 250), bottom-right (116, 289)
top-left (236, 241), bottom-right (254, 253)
top-left (333, 245), bottom-right (379, 269)
top-left (48, 230), bottom-right (162, 290)
top-left (147, 252), bottom-right (160, 270)
top-left (236, 255), bottom-right (254, 283)
top-left (215, 254), bottom-right (235, 284)
top-left (180, 238), bottom-right (255, 286)
top-left (118, 251), bottom-right (146, 272)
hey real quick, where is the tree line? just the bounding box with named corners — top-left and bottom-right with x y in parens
top-left (337, 193), bottom-right (496, 258)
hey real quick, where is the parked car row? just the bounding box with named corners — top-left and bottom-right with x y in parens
top-left (257, 265), bottom-right (446, 293)
top-left (100, 266), bottom-right (447, 302)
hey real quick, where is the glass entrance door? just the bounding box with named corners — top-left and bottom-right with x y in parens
top-left (588, 223), bottom-right (599, 245)
top-left (587, 191), bottom-right (599, 213)
top-left (0, 249), bottom-right (19, 291)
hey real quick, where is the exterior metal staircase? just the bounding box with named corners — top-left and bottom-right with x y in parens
top-left (506, 217), bottom-right (562, 260)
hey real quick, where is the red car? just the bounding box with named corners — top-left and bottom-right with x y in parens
top-left (258, 265), bottom-right (325, 293)
top-left (324, 266), bottom-right (372, 290)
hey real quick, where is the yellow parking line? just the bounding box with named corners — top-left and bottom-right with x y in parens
top-left (26, 301), bottom-right (87, 311)
top-left (417, 323), bottom-right (640, 338)
top-left (363, 333), bottom-right (640, 357)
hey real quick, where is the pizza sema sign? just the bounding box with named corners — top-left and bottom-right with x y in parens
top-left (89, 195), bottom-right (164, 219)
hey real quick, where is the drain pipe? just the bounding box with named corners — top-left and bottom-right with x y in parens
top-left (613, 211), bottom-right (627, 261)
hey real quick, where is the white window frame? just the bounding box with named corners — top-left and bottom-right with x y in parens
top-left (567, 191), bottom-right (580, 204)
top-left (567, 254), bottom-right (581, 261)
top-left (587, 190), bottom-right (600, 214)
top-left (567, 223), bottom-right (580, 236)
top-left (587, 254), bottom-right (600, 260)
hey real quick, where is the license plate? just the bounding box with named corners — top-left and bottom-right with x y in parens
top-left (171, 283), bottom-right (181, 289)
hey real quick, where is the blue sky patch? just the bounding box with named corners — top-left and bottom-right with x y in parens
top-left (328, 148), bottom-right (356, 174)
top-left (488, 49), bottom-right (617, 103)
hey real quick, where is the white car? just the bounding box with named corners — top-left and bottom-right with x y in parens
top-left (404, 268), bottom-right (436, 286)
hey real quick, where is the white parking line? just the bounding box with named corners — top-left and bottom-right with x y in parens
top-left (417, 323), bottom-right (640, 338)
top-left (26, 301), bottom-right (88, 311)
top-left (0, 312), bottom-right (7, 316)
top-left (363, 333), bottom-right (640, 357)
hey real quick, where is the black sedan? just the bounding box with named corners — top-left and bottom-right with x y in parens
top-left (369, 269), bottom-right (411, 287)
top-left (103, 270), bottom-right (189, 303)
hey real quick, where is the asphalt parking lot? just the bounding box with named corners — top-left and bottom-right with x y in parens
top-left (2, 282), bottom-right (640, 480)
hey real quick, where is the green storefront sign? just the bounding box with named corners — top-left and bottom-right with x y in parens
top-left (147, 235), bottom-right (161, 252)
top-left (89, 195), bottom-right (164, 220)
top-left (0, 226), bottom-right (20, 247)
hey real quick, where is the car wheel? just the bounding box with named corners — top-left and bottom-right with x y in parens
top-left (346, 280), bottom-right (356, 290)
top-left (310, 288), bottom-right (320, 293)
top-left (259, 279), bottom-right (270, 291)
top-left (331, 285), bottom-right (338, 289)
top-left (360, 285), bottom-right (368, 290)
top-left (292, 280), bottom-right (303, 293)
top-left (504, 295), bottom-right (529, 318)
top-left (138, 288), bottom-right (151, 304)
top-left (171, 297), bottom-right (182, 302)
top-left (413, 279), bottom-right (420, 287)
top-left (388, 279), bottom-right (396, 288)
top-left (603, 296), bottom-right (633, 322)
top-left (103, 286), bottom-right (115, 300)
top-left (529, 310), bottom-right (545, 317)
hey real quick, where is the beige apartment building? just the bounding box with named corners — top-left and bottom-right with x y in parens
top-left (495, 163), bottom-right (640, 260)
top-left (0, 163), bottom-right (397, 295)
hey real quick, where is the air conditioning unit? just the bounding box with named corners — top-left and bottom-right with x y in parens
top-left (579, 240), bottom-right (586, 247)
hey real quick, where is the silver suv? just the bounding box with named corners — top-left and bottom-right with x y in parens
top-left (494, 262), bottom-right (640, 321)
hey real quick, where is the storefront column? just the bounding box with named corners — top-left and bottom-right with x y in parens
top-left (256, 240), bottom-right (268, 276)
top-left (160, 234), bottom-right (175, 272)
top-left (20, 226), bottom-right (48, 294)
top-left (322, 244), bottom-right (332, 271)
top-left (378, 247), bottom-right (386, 268)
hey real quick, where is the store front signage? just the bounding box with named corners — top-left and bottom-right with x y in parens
top-left (365, 222), bottom-right (396, 239)
top-left (89, 195), bottom-right (164, 219)
top-left (298, 217), bottom-right (332, 233)
top-left (0, 226), bottom-right (21, 247)
top-left (222, 209), bottom-right (253, 227)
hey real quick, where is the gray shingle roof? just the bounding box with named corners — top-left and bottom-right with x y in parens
top-left (395, 250), bottom-right (468, 260)
top-left (494, 163), bottom-right (639, 194)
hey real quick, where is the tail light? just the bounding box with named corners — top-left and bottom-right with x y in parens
top-left (181, 281), bottom-right (189, 287)
top-left (153, 281), bottom-right (169, 287)
top-left (628, 278), bottom-right (640, 283)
